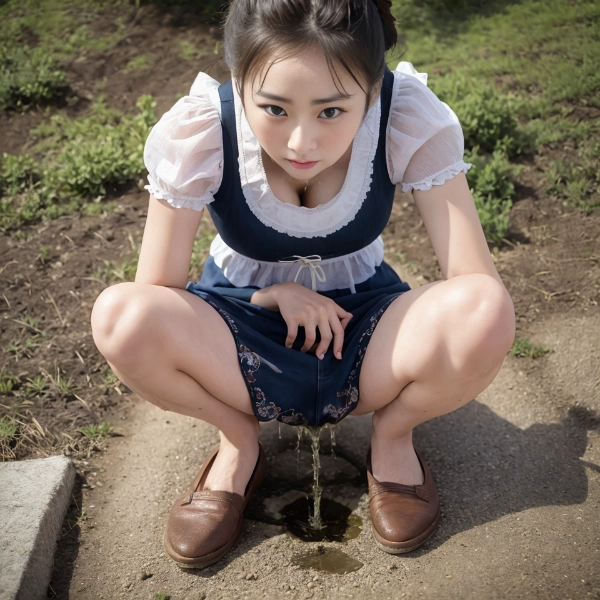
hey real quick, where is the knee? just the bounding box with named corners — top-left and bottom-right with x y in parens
top-left (439, 274), bottom-right (515, 376)
top-left (91, 282), bottom-right (157, 366)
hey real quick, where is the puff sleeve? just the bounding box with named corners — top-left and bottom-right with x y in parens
top-left (143, 72), bottom-right (223, 210)
top-left (386, 62), bottom-right (472, 193)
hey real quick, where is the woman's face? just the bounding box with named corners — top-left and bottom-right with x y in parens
top-left (240, 47), bottom-right (378, 180)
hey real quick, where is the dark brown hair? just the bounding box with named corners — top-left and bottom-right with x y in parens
top-left (223, 0), bottom-right (397, 111)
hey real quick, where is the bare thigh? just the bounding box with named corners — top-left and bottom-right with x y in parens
top-left (91, 282), bottom-right (253, 415)
top-left (354, 274), bottom-right (514, 415)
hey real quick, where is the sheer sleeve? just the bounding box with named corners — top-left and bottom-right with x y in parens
top-left (386, 62), bottom-right (472, 193)
top-left (143, 72), bottom-right (223, 211)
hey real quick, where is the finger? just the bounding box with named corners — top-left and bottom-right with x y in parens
top-left (329, 317), bottom-right (345, 360)
top-left (285, 321), bottom-right (298, 349)
top-left (340, 313), bottom-right (353, 330)
top-left (314, 318), bottom-right (333, 360)
top-left (300, 323), bottom-right (317, 352)
top-left (334, 305), bottom-right (353, 328)
top-left (300, 324), bottom-right (317, 353)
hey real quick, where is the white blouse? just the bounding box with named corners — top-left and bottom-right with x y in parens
top-left (143, 62), bottom-right (472, 292)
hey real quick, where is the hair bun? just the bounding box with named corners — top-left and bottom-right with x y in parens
top-left (372, 0), bottom-right (397, 51)
top-left (374, 0), bottom-right (396, 24)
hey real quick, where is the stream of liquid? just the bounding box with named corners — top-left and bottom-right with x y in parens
top-left (299, 425), bottom-right (323, 530)
top-left (248, 421), bottom-right (363, 551)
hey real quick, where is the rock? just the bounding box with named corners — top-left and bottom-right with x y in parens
top-left (137, 570), bottom-right (152, 581)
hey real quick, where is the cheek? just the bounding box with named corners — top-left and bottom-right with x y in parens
top-left (254, 119), bottom-right (285, 152)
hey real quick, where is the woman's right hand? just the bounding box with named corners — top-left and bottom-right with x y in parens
top-left (251, 282), bottom-right (353, 360)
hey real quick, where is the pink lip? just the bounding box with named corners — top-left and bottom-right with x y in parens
top-left (289, 160), bottom-right (318, 170)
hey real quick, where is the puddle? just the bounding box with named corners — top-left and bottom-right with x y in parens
top-left (247, 423), bottom-right (364, 544)
top-left (249, 494), bottom-right (363, 542)
top-left (281, 496), bottom-right (362, 543)
top-left (293, 546), bottom-right (364, 574)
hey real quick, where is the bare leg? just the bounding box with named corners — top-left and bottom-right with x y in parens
top-left (91, 282), bottom-right (259, 496)
top-left (356, 273), bottom-right (516, 485)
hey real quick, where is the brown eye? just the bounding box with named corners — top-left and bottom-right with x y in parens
top-left (320, 107), bottom-right (342, 119)
top-left (265, 105), bottom-right (286, 117)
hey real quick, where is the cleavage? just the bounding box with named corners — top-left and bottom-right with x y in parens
top-left (261, 148), bottom-right (351, 209)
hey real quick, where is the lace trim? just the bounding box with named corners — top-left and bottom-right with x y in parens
top-left (145, 180), bottom-right (212, 212)
top-left (233, 84), bottom-right (381, 239)
top-left (401, 160), bottom-right (473, 194)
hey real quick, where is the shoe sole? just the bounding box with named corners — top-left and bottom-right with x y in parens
top-left (371, 508), bottom-right (441, 554)
top-left (163, 518), bottom-right (243, 569)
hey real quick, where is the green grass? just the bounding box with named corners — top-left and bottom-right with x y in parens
top-left (125, 55), bottom-right (149, 72)
top-left (391, 0), bottom-right (600, 108)
top-left (389, 0), bottom-right (600, 225)
top-left (24, 375), bottom-right (50, 396)
top-left (79, 422), bottom-right (113, 440)
top-left (0, 45), bottom-right (67, 111)
top-left (0, 417), bottom-right (18, 439)
top-left (0, 0), bottom-right (127, 60)
top-left (510, 336), bottom-right (551, 359)
top-left (0, 370), bottom-right (20, 395)
top-left (0, 95), bottom-right (157, 230)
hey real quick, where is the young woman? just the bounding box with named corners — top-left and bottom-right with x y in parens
top-left (91, 0), bottom-right (515, 567)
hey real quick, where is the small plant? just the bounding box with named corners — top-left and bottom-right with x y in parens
top-left (154, 594), bottom-right (171, 600)
top-left (0, 370), bottom-right (20, 395)
top-left (103, 370), bottom-right (119, 386)
top-left (546, 141), bottom-right (600, 214)
top-left (0, 153), bottom-right (35, 195)
top-left (5, 336), bottom-right (40, 361)
top-left (124, 55), bottom-right (149, 72)
top-left (21, 315), bottom-right (41, 330)
top-left (0, 44), bottom-right (67, 111)
top-left (510, 337), bottom-right (550, 359)
top-left (42, 367), bottom-right (77, 398)
top-left (38, 245), bottom-right (52, 264)
top-left (431, 73), bottom-right (526, 158)
top-left (465, 147), bottom-right (522, 245)
top-left (0, 415), bottom-right (19, 459)
top-left (24, 374), bottom-right (50, 397)
top-left (0, 416), bottom-right (18, 439)
top-left (79, 422), bottom-right (113, 440)
top-left (0, 94), bottom-right (157, 230)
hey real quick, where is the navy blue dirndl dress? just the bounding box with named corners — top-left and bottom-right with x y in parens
top-left (183, 66), bottom-right (411, 427)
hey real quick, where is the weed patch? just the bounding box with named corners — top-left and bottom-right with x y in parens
top-left (79, 422), bottom-right (113, 440)
top-left (465, 148), bottom-right (522, 245)
top-left (0, 95), bottom-right (157, 230)
top-left (546, 142), bottom-right (600, 214)
top-left (431, 74), bottom-right (527, 158)
top-left (0, 44), bottom-right (67, 111)
top-left (510, 337), bottom-right (551, 359)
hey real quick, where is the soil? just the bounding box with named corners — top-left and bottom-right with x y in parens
top-left (0, 3), bottom-right (598, 599)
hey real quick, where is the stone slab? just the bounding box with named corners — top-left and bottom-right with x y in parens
top-left (0, 455), bottom-right (75, 600)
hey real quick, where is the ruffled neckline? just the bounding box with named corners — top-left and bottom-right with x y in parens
top-left (232, 82), bottom-right (381, 238)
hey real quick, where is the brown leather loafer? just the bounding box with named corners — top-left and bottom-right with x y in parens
top-left (164, 442), bottom-right (267, 569)
top-left (367, 445), bottom-right (440, 554)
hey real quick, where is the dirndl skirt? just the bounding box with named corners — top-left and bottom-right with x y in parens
top-left (186, 258), bottom-right (411, 427)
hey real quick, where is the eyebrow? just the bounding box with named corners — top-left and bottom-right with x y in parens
top-left (255, 90), bottom-right (353, 105)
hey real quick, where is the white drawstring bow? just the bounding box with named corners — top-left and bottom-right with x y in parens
top-left (278, 255), bottom-right (327, 291)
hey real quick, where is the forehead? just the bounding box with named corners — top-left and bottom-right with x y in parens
top-left (250, 47), bottom-right (366, 99)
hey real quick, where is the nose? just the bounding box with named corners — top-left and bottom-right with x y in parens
top-left (287, 121), bottom-right (317, 156)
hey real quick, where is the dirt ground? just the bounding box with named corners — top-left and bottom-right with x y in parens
top-left (0, 4), bottom-right (598, 599)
